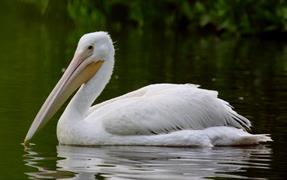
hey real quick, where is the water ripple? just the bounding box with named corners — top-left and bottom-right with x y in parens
top-left (23, 145), bottom-right (272, 180)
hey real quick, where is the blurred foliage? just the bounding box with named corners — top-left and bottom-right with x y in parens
top-left (22, 0), bottom-right (287, 35)
top-left (66, 0), bottom-right (287, 35)
top-left (20, 0), bottom-right (50, 14)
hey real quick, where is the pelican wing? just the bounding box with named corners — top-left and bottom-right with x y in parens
top-left (96, 84), bottom-right (251, 135)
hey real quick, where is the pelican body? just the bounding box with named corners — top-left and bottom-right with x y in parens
top-left (25, 32), bottom-right (272, 147)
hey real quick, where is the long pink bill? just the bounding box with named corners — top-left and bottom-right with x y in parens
top-left (24, 53), bottom-right (103, 144)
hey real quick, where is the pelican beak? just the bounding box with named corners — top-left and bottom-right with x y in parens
top-left (24, 53), bottom-right (104, 144)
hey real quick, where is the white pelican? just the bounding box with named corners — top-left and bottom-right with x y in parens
top-left (24, 32), bottom-right (272, 147)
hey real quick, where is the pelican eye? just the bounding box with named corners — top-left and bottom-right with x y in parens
top-left (88, 45), bottom-right (93, 50)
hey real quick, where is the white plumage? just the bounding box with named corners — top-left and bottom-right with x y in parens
top-left (25, 32), bottom-right (272, 147)
top-left (93, 84), bottom-right (250, 135)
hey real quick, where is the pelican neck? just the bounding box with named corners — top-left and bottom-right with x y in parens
top-left (65, 59), bottom-right (114, 116)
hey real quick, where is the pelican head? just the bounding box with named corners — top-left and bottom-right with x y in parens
top-left (24, 32), bottom-right (114, 143)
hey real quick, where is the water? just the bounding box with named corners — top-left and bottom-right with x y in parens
top-left (0, 1), bottom-right (287, 179)
top-left (24, 145), bottom-right (272, 180)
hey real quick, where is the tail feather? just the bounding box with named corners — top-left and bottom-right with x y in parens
top-left (236, 134), bottom-right (273, 145)
top-left (205, 127), bottom-right (273, 146)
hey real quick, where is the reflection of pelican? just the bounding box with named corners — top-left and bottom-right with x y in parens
top-left (24, 145), bottom-right (272, 179)
top-left (24, 32), bottom-right (271, 146)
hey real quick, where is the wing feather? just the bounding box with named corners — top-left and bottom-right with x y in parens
top-left (95, 84), bottom-right (251, 135)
